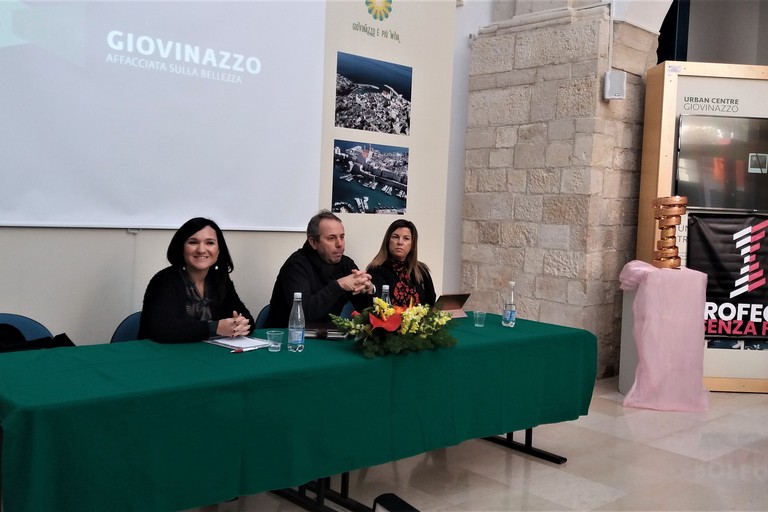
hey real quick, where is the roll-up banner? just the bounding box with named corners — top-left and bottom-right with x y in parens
top-left (687, 212), bottom-right (768, 348)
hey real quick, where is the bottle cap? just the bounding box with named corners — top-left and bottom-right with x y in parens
top-left (509, 281), bottom-right (515, 286)
top-left (382, 285), bottom-right (390, 291)
top-left (293, 292), bottom-right (302, 299)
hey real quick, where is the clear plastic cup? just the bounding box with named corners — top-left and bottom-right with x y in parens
top-left (266, 330), bottom-right (283, 352)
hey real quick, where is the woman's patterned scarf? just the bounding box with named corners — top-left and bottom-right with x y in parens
top-left (390, 259), bottom-right (419, 307)
top-left (181, 269), bottom-right (213, 321)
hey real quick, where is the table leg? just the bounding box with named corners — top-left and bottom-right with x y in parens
top-left (273, 428), bottom-right (567, 512)
top-left (271, 472), bottom-right (372, 512)
top-left (484, 428), bottom-right (567, 464)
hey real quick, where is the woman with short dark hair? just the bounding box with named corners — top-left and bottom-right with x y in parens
top-left (139, 217), bottom-right (255, 343)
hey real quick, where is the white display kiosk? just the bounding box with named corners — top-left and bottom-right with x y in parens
top-left (633, 61), bottom-right (768, 393)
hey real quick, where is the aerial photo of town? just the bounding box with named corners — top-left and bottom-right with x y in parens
top-left (335, 51), bottom-right (412, 136)
top-left (331, 139), bottom-right (408, 215)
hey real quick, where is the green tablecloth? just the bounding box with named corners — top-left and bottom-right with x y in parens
top-left (0, 315), bottom-right (596, 512)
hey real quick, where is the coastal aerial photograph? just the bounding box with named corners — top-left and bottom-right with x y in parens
top-left (335, 51), bottom-right (412, 135)
top-left (331, 139), bottom-right (408, 215)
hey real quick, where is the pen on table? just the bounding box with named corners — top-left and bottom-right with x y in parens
top-left (230, 347), bottom-right (261, 353)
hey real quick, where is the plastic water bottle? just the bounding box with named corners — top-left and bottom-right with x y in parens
top-left (381, 284), bottom-right (391, 305)
top-left (288, 292), bottom-right (305, 352)
top-left (502, 281), bottom-right (516, 327)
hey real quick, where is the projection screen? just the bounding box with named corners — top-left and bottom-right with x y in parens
top-left (0, 0), bottom-right (326, 230)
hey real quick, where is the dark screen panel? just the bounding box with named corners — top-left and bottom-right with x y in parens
top-left (676, 115), bottom-right (768, 212)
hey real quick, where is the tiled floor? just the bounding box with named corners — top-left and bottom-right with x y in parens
top-left (188, 378), bottom-right (768, 511)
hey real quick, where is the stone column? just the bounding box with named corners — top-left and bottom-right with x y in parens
top-left (462, 3), bottom-right (658, 377)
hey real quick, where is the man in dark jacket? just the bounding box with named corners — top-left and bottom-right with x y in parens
top-left (265, 210), bottom-right (375, 327)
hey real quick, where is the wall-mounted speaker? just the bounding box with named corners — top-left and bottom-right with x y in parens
top-left (604, 70), bottom-right (627, 100)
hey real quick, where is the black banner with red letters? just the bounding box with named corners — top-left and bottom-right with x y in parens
top-left (687, 212), bottom-right (768, 339)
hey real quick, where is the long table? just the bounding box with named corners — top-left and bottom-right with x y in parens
top-left (0, 315), bottom-right (596, 512)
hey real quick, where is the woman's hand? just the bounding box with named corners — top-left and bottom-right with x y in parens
top-left (217, 311), bottom-right (251, 337)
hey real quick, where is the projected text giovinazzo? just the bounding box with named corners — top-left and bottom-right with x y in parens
top-left (105, 30), bottom-right (260, 79)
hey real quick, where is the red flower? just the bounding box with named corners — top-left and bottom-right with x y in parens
top-left (369, 312), bottom-right (402, 332)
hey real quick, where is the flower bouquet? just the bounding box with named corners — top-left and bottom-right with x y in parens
top-left (330, 297), bottom-right (457, 358)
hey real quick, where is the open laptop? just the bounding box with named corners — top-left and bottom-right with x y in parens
top-left (434, 293), bottom-right (470, 318)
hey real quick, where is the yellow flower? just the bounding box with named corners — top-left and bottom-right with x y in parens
top-left (330, 301), bottom-right (457, 357)
top-left (372, 297), bottom-right (396, 320)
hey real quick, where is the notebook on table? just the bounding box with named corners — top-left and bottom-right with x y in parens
top-left (204, 336), bottom-right (272, 350)
top-left (434, 293), bottom-right (470, 318)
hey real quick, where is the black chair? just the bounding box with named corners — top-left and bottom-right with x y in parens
top-left (255, 304), bottom-right (270, 329)
top-left (0, 313), bottom-right (52, 340)
top-left (0, 313), bottom-right (74, 353)
top-left (111, 312), bottom-right (141, 342)
top-left (373, 493), bottom-right (420, 511)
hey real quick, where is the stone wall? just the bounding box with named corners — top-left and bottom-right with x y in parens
top-left (462, 4), bottom-right (658, 377)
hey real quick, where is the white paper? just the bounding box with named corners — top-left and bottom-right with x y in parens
top-left (204, 336), bottom-right (272, 350)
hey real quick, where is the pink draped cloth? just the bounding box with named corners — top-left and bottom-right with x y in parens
top-left (619, 260), bottom-right (710, 412)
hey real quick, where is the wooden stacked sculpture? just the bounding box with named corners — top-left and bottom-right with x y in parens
top-left (651, 196), bottom-right (687, 269)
